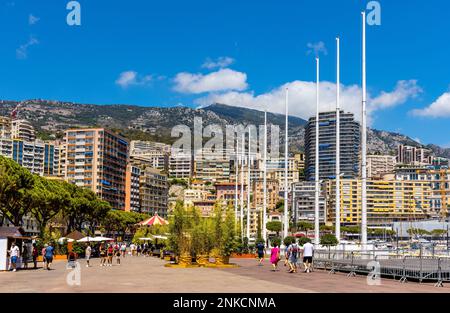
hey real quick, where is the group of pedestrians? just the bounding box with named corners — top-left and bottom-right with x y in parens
top-left (7, 242), bottom-right (55, 272)
top-left (264, 239), bottom-right (314, 274)
top-left (97, 242), bottom-right (123, 267)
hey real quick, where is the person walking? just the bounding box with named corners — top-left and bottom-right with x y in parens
top-left (256, 241), bottom-right (265, 266)
top-left (120, 243), bottom-right (127, 257)
top-left (136, 244), bottom-right (141, 256)
top-left (32, 243), bottom-right (39, 269)
top-left (45, 243), bottom-right (55, 270)
top-left (107, 244), bottom-right (114, 266)
top-left (301, 240), bottom-right (314, 273)
top-left (270, 242), bottom-right (281, 271)
top-left (8, 242), bottom-right (20, 272)
top-left (41, 244), bottom-right (48, 270)
top-left (99, 244), bottom-right (107, 267)
top-left (85, 243), bottom-right (92, 267)
top-left (22, 244), bottom-right (29, 269)
top-left (130, 243), bottom-right (136, 256)
top-left (114, 243), bottom-right (121, 265)
top-left (287, 240), bottom-right (299, 273)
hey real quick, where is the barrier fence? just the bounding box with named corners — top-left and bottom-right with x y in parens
top-left (313, 250), bottom-right (450, 287)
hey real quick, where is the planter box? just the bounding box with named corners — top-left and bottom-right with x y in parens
top-left (37, 255), bottom-right (67, 262)
top-left (230, 253), bottom-right (256, 259)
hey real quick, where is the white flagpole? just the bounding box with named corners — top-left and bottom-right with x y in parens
top-left (235, 137), bottom-right (239, 230)
top-left (361, 11), bottom-right (368, 249)
top-left (314, 57), bottom-right (320, 247)
top-left (283, 88), bottom-right (289, 239)
top-left (240, 133), bottom-right (245, 240)
top-left (247, 129), bottom-right (251, 239)
top-left (263, 109), bottom-right (268, 243)
top-left (335, 37), bottom-right (341, 242)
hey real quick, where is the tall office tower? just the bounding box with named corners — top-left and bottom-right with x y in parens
top-left (305, 111), bottom-right (360, 181)
top-left (0, 116), bottom-right (12, 138)
top-left (139, 167), bottom-right (169, 217)
top-left (11, 119), bottom-right (36, 141)
top-left (64, 128), bottom-right (129, 210)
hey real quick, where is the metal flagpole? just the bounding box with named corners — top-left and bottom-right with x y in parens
top-left (314, 57), bottom-right (320, 246)
top-left (283, 88), bottom-right (289, 239)
top-left (247, 129), bottom-right (251, 239)
top-left (235, 137), bottom-right (239, 230)
top-left (263, 109), bottom-right (268, 243)
top-left (240, 133), bottom-right (245, 240)
top-left (361, 11), bottom-right (368, 250)
top-left (335, 37), bottom-right (341, 241)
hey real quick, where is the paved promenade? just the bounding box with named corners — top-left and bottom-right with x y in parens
top-left (0, 256), bottom-right (448, 293)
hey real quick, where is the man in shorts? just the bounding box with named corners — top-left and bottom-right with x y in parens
top-left (9, 242), bottom-right (20, 272)
top-left (302, 240), bottom-right (314, 273)
top-left (256, 241), bottom-right (265, 266)
top-left (45, 243), bottom-right (55, 270)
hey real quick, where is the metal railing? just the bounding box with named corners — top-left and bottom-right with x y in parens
top-left (313, 249), bottom-right (450, 287)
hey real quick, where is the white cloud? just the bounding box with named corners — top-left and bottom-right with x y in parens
top-left (173, 68), bottom-right (248, 94)
top-left (115, 71), bottom-right (152, 88)
top-left (28, 14), bottom-right (40, 25)
top-left (202, 57), bottom-right (235, 69)
top-left (307, 41), bottom-right (327, 56)
top-left (16, 36), bottom-right (39, 59)
top-left (411, 92), bottom-right (450, 118)
top-left (195, 79), bottom-right (421, 125)
top-left (371, 80), bottom-right (422, 110)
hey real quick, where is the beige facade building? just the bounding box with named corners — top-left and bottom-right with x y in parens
top-left (367, 155), bottom-right (396, 179)
top-left (11, 119), bottom-right (35, 141)
top-left (139, 167), bottom-right (169, 217)
top-left (64, 128), bottom-right (129, 210)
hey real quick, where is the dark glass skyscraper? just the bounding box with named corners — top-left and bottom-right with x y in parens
top-left (305, 111), bottom-right (360, 181)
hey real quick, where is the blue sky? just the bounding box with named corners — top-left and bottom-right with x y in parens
top-left (1, 0), bottom-right (449, 147)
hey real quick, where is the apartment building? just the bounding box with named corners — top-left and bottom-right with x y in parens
top-left (395, 166), bottom-right (450, 218)
top-left (215, 182), bottom-right (247, 205)
top-left (0, 116), bottom-right (11, 138)
top-left (130, 140), bottom-right (169, 172)
top-left (292, 181), bottom-right (327, 223)
top-left (64, 128), bottom-right (129, 210)
top-left (305, 111), bottom-right (360, 181)
top-left (264, 156), bottom-right (301, 193)
top-left (169, 152), bottom-right (192, 179)
top-left (397, 144), bottom-right (433, 166)
top-left (252, 178), bottom-right (279, 211)
top-left (367, 154), bottom-right (396, 179)
top-left (326, 179), bottom-right (433, 226)
top-left (11, 119), bottom-right (36, 141)
top-left (125, 165), bottom-right (141, 212)
top-left (194, 151), bottom-right (231, 182)
top-left (139, 167), bottom-right (169, 217)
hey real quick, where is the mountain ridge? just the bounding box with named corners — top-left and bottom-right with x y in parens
top-left (0, 99), bottom-right (448, 158)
